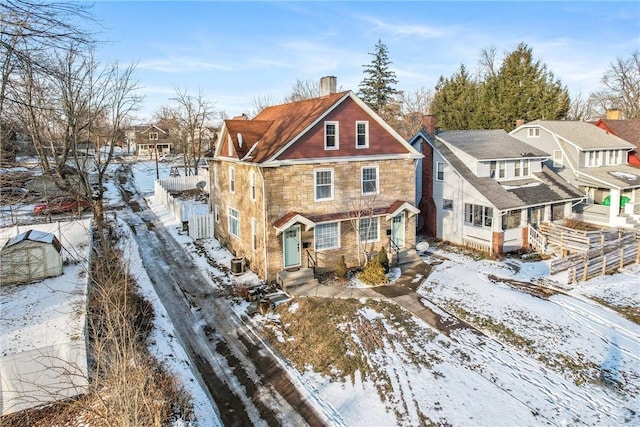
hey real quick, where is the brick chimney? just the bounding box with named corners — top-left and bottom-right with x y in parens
top-left (606, 109), bottom-right (621, 120)
top-left (422, 114), bottom-right (436, 136)
top-left (515, 119), bottom-right (525, 128)
top-left (320, 76), bottom-right (337, 96)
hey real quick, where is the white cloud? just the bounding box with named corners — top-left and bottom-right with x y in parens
top-left (138, 58), bottom-right (234, 73)
top-left (360, 15), bottom-right (445, 39)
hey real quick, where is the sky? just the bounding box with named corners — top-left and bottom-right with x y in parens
top-left (90, 1), bottom-right (640, 123)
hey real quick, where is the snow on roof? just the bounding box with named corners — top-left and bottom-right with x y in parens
top-left (5, 229), bottom-right (58, 248)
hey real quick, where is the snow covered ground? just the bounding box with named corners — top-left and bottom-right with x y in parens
top-left (2, 158), bottom-right (638, 425)
top-left (120, 159), bottom-right (638, 426)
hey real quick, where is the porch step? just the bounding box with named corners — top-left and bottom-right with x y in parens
top-left (391, 248), bottom-right (423, 268)
top-left (277, 267), bottom-right (319, 291)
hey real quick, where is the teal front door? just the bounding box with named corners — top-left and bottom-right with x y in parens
top-left (391, 214), bottom-right (405, 247)
top-left (283, 226), bottom-right (301, 268)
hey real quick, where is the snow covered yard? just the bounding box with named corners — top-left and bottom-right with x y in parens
top-left (122, 157), bottom-right (640, 426)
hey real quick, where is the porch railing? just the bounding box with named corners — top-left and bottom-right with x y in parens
top-left (388, 237), bottom-right (400, 266)
top-left (528, 224), bottom-right (547, 253)
top-left (306, 250), bottom-right (317, 274)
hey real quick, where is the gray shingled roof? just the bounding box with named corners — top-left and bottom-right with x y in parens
top-left (532, 120), bottom-right (634, 150)
top-left (436, 129), bottom-right (549, 160)
top-left (434, 138), bottom-right (583, 211)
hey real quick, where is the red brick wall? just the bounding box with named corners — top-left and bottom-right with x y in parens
top-left (492, 232), bottom-right (504, 256)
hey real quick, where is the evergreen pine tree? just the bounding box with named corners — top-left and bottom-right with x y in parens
top-left (430, 64), bottom-right (480, 130)
top-left (358, 39), bottom-right (399, 114)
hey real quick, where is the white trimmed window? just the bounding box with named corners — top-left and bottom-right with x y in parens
top-left (514, 160), bottom-right (521, 177)
top-left (228, 207), bottom-right (240, 237)
top-left (489, 161), bottom-right (496, 178)
top-left (356, 121), bottom-right (369, 148)
top-left (443, 199), bottom-right (453, 210)
top-left (250, 171), bottom-right (256, 201)
top-left (251, 217), bottom-right (257, 252)
top-left (361, 166), bottom-right (378, 195)
top-left (324, 122), bottom-right (339, 150)
top-left (314, 169), bottom-right (334, 201)
top-left (314, 222), bottom-right (340, 250)
top-left (436, 162), bottom-right (444, 181)
top-left (359, 217), bottom-right (379, 243)
top-left (464, 203), bottom-right (493, 228)
top-left (527, 128), bottom-right (540, 138)
top-left (229, 167), bottom-right (235, 193)
top-left (498, 161), bottom-right (506, 179)
top-left (522, 159), bottom-right (529, 176)
top-left (214, 205), bottom-right (220, 223)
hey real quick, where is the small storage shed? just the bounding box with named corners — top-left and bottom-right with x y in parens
top-left (1, 230), bottom-right (63, 285)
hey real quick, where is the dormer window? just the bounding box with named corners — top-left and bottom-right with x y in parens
top-left (324, 122), bottom-right (339, 150)
top-left (498, 161), bottom-right (506, 179)
top-left (489, 161), bottom-right (496, 178)
top-left (527, 128), bottom-right (540, 138)
top-left (514, 160), bottom-right (521, 177)
top-left (356, 121), bottom-right (369, 148)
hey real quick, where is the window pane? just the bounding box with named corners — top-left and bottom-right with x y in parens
top-left (362, 167), bottom-right (377, 194)
top-left (357, 122), bottom-right (367, 146)
top-left (315, 222), bottom-right (338, 250)
top-left (316, 170), bottom-right (332, 200)
top-left (325, 124), bottom-right (336, 147)
top-left (359, 217), bottom-right (379, 242)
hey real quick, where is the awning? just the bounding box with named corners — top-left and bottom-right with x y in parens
top-left (273, 212), bottom-right (316, 235)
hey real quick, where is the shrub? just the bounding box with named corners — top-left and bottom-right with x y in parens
top-left (357, 259), bottom-right (388, 286)
top-left (376, 246), bottom-right (390, 273)
top-left (335, 255), bottom-right (348, 279)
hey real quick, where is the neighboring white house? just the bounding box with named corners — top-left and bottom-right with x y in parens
top-left (410, 128), bottom-right (584, 255)
top-left (0, 230), bottom-right (63, 285)
top-left (511, 120), bottom-right (639, 228)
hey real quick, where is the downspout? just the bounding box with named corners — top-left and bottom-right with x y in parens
top-left (258, 166), bottom-right (269, 283)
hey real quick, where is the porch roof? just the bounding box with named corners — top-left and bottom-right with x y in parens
top-left (272, 200), bottom-right (419, 234)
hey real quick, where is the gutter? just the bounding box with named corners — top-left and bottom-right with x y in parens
top-left (257, 166), bottom-right (269, 283)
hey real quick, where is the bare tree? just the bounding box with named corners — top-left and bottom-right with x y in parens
top-left (589, 50), bottom-right (640, 119)
top-left (479, 46), bottom-right (498, 79)
top-left (17, 46), bottom-right (140, 237)
top-left (170, 87), bottom-right (216, 175)
top-left (567, 92), bottom-right (600, 121)
top-left (248, 92), bottom-right (278, 118)
top-left (284, 79), bottom-right (320, 103)
top-left (0, 0), bottom-right (94, 159)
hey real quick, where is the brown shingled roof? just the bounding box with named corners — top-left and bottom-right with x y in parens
top-left (594, 119), bottom-right (640, 149)
top-left (222, 91), bottom-right (349, 163)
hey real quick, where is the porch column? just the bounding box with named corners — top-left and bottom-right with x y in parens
top-left (609, 188), bottom-right (621, 226)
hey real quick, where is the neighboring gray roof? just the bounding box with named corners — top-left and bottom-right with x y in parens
top-left (436, 129), bottom-right (549, 160)
top-left (434, 139), bottom-right (583, 211)
top-left (575, 165), bottom-right (640, 190)
top-left (530, 120), bottom-right (635, 150)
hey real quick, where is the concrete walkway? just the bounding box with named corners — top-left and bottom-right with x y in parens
top-left (287, 256), bottom-right (472, 336)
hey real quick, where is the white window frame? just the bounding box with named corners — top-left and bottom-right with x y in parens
top-left (324, 121), bottom-right (339, 150)
top-left (464, 203), bottom-right (493, 229)
top-left (522, 159), bottom-right (529, 176)
top-left (314, 222), bottom-right (340, 251)
top-left (443, 199), bottom-right (453, 210)
top-left (489, 161), bottom-right (496, 178)
top-left (251, 217), bottom-right (257, 252)
top-left (436, 162), bottom-right (444, 181)
top-left (356, 121), bottom-right (369, 148)
top-left (250, 171), bottom-right (256, 201)
top-left (228, 207), bottom-right (240, 238)
top-left (514, 159), bottom-right (521, 177)
top-left (314, 168), bottom-right (334, 201)
top-left (527, 128), bottom-right (540, 138)
top-left (498, 161), bottom-right (506, 179)
top-left (359, 216), bottom-right (380, 243)
top-left (214, 205), bottom-right (220, 223)
top-left (229, 167), bottom-right (235, 193)
top-left (361, 165), bottom-right (379, 196)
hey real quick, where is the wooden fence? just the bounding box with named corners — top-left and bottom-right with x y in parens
top-left (542, 222), bottom-right (640, 283)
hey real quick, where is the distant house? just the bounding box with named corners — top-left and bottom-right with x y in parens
top-left (133, 124), bottom-right (174, 157)
top-left (211, 76), bottom-right (422, 286)
top-left (410, 127), bottom-right (583, 255)
top-left (591, 110), bottom-right (640, 167)
top-left (1, 230), bottom-right (63, 285)
top-left (511, 120), bottom-right (639, 228)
